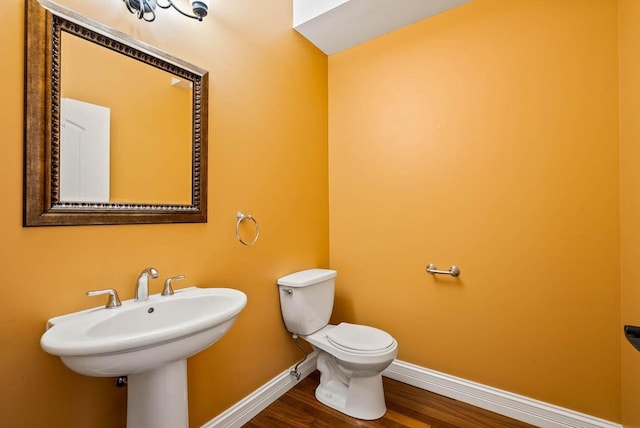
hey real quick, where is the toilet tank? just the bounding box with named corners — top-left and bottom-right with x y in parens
top-left (277, 269), bottom-right (337, 336)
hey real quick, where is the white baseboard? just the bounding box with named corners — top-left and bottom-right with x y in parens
top-left (383, 360), bottom-right (621, 428)
top-left (202, 356), bottom-right (621, 428)
top-left (201, 353), bottom-right (319, 428)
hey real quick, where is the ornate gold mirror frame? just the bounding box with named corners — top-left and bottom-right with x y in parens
top-left (24, 0), bottom-right (208, 226)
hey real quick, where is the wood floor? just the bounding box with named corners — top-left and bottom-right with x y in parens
top-left (244, 371), bottom-right (537, 428)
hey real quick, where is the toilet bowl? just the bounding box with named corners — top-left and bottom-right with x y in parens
top-left (304, 323), bottom-right (398, 420)
top-left (277, 269), bottom-right (398, 420)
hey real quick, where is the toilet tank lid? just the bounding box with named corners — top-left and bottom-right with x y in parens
top-left (277, 269), bottom-right (337, 287)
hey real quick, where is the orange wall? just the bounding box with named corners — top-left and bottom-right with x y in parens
top-left (620, 1), bottom-right (640, 426)
top-left (0, 0), bottom-right (328, 427)
top-left (329, 0), bottom-right (621, 422)
top-left (2, 0), bottom-right (635, 426)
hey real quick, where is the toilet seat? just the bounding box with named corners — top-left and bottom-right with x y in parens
top-left (325, 323), bottom-right (395, 354)
top-left (305, 324), bottom-right (398, 366)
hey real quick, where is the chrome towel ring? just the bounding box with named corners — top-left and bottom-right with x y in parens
top-left (236, 211), bottom-right (260, 246)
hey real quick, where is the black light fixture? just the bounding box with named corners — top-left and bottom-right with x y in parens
top-left (123, 0), bottom-right (209, 22)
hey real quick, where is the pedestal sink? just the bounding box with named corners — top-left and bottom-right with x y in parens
top-left (40, 287), bottom-right (247, 428)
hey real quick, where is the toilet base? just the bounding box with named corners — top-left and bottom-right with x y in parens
top-left (314, 352), bottom-right (387, 420)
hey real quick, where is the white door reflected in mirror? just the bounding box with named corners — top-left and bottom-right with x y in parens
top-left (60, 98), bottom-right (110, 203)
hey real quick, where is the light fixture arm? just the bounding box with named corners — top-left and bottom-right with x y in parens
top-left (157, 0), bottom-right (205, 21)
top-left (123, 0), bottom-right (157, 22)
top-left (123, 0), bottom-right (208, 22)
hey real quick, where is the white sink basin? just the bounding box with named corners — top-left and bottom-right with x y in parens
top-left (41, 286), bottom-right (247, 377)
top-left (41, 286), bottom-right (247, 428)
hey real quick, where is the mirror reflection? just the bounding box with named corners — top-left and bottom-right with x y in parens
top-left (60, 32), bottom-right (193, 205)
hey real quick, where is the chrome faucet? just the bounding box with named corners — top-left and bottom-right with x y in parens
top-left (135, 267), bottom-right (159, 301)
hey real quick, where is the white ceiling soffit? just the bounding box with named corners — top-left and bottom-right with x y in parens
top-left (293, 0), bottom-right (471, 55)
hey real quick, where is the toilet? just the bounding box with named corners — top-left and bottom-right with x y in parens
top-left (277, 269), bottom-right (398, 420)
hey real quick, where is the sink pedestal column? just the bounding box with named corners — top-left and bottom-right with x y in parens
top-left (127, 359), bottom-right (188, 428)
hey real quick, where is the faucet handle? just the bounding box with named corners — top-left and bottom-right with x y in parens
top-left (87, 288), bottom-right (122, 308)
top-left (162, 275), bottom-right (185, 296)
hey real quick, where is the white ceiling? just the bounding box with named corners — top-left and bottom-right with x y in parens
top-left (293, 0), bottom-right (471, 55)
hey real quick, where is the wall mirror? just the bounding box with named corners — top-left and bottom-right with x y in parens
top-left (24, 0), bottom-right (208, 226)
